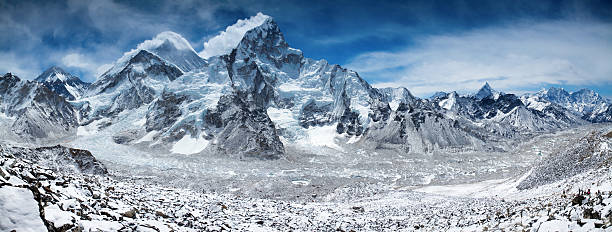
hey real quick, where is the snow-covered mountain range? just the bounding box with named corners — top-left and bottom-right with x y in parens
top-left (522, 87), bottom-right (612, 122)
top-left (0, 73), bottom-right (77, 141)
top-left (0, 13), bottom-right (611, 158)
top-left (2, 13), bottom-right (612, 232)
top-left (35, 66), bottom-right (90, 101)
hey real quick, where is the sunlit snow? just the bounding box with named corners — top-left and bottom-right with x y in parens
top-left (170, 134), bottom-right (209, 155)
top-left (199, 12), bottom-right (270, 58)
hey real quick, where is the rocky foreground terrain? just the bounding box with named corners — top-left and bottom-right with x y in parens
top-left (1, 128), bottom-right (612, 231)
top-left (2, 12), bottom-right (612, 232)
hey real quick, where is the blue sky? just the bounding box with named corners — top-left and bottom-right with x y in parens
top-left (1, 0), bottom-right (611, 98)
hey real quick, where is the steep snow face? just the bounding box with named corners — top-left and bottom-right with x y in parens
top-left (0, 73), bottom-right (78, 141)
top-left (199, 12), bottom-right (271, 58)
top-left (83, 50), bottom-right (182, 120)
top-left (570, 89), bottom-right (610, 121)
top-left (35, 66), bottom-right (90, 100)
top-left (100, 31), bottom-right (204, 77)
top-left (378, 87), bottom-right (417, 110)
top-left (142, 56), bottom-right (233, 143)
top-left (521, 94), bottom-right (550, 111)
top-left (438, 92), bottom-right (458, 110)
top-left (140, 31), bottom-right (207, 72)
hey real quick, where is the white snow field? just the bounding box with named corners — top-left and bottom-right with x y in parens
top-left (39, 99), bottom-right (611, 230)
top-left (2, 124), bottom-right (612, 231)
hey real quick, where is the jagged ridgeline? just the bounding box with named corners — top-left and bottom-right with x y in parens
top-left (1, 14), bottom-right (611, 158)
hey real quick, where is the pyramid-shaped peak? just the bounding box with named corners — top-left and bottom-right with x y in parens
top-left (547, 86), bottom-right (569, 95)
top-left (35, 66), bottom-right (78, 83)
top-left (45, 65), bottom-right (68, 74)
top-left (475, 82), bottom-right (496, 100)
top-left (542, 87), bottom-right (570, 97)
top-left (481, 82), bottom-right (493, 91)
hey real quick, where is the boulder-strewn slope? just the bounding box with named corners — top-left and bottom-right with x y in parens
top-left (518, 129), bottom-right (612, 190)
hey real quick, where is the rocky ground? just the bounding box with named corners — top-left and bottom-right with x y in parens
top-left (1, 128), bottom-right (612, 231)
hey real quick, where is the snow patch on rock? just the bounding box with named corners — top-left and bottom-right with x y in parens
top-left (171, 133), bottom-right (209, 155)
top-left (0, 186), bottom-right (47, 232)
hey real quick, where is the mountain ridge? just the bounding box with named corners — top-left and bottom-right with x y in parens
top-left (34, 66), bottom-right (90, 101)
top-left (1, 13), bottom-right (611, 159)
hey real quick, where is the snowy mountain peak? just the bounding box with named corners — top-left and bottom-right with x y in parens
top-left (101, 31), bottom-right (205, 77)
top-left (237, 16), bottom-right (291, 54)
top-left (35, 66), bottom-right (79, 83)
top-left (571, 88), bottom-right (605, 104)
top-left (135, 31), bottom-right (206, 73)
top-left (90, 49), bottom-right (182, 96)
top-left (475, 82), bottom-right (497, 100)
top-left (233, 14), bottom-right (303, 74)
top-left (34, 66), bottom-right (89, 100)
top-left (541, 87), bottom-right (570, 99)
top-left (430, 91), bottom-right (448, 99)
top-left (140, 31), bottom-right (197, 53)
top-left (1, 72), bottom-right (20, 82)
top-left (199, 12), bottom-right (271, 58)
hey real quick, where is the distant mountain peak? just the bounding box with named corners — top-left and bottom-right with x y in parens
top-left (35, 66), bottom-right (80, 83)
top-left (100, 31), bottom-right (205, 77)
top-left (136, 31), bottom-right (198, 56)
top-left (33, 66), bottom-right (89, 101)
top-left (475, 82), bottom-right (497, 100)
top-left (2, 72), bottom-right (19, 81)
top-left (430, 91), bottom-right (448, 99)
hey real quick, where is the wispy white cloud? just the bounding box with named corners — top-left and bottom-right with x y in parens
top-left (0, 52), bottom-right (40, 79)
top-left (61, 53), bottom-right (112, 79)
top-left (199, 12), bottom-right (270, 58)
top-left (0, 0), bottom-right (219, 82)
top-left (346, 20), bottom-right (612, 97)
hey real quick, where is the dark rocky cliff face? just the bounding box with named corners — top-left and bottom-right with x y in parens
top-left (205, 92), bottom-right (284, 159)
